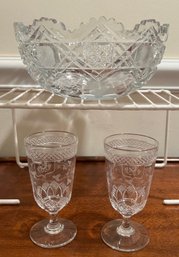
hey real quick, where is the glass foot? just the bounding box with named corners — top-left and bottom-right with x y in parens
top-left (101, 219), bottom-right (149, 252)
top-left (30, 218), bottom-right (77, 248)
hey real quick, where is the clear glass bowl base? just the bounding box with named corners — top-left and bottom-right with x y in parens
top-left (30, 218), bottom-right (77, 248)
top-left (101, 219), bottom-right (149, 252)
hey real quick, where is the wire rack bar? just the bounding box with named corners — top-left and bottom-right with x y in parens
top-left (26, 89), bottom-right (46, 105)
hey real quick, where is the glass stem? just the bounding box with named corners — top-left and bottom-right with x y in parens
top-left (117, 217), bottom-right (135, 237)
top-left (44, 213), bottom-right (64, 235)
top-left (122, 217), bottom-right (130, 229)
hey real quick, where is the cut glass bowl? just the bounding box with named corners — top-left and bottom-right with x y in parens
top-left (14, 17), bottom-right (169, 100)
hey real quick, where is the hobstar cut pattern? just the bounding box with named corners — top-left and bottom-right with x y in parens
top-left (14, 17), bottom-right (169, 99)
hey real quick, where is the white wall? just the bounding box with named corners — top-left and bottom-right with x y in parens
top-left (1, 0), bottom-right (179, 57)
top-left (1, 0), bottom-right (179, 158)
top-left (0, 108), bottom-right (174, 157)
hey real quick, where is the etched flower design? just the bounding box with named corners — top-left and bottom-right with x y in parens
top-left (112, 184), bottom-right (138, 204)
top-left (36, 162), bottom-right (54, 177)
top-left (122, 165), bottom-right (145, 180)
top-left (110, 184), bottom-right (147, 216)
top-left (36, 181), bottom-right (70, 212)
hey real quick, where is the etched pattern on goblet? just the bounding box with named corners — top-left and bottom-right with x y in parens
top-left (101, 133), bottom-right (158, 252)
top-left (24, 131), bottom-right (78, 248)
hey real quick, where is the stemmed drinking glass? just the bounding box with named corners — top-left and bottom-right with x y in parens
top-left (24, 130), bottom-right (78, 248)
top-left (101, 133), bottom-right (158, 252)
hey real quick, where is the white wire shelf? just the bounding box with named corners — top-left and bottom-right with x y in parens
top-left (0, 86), bottom-right (179, 110)
top-left (0, 86), bottom-right (179, 168)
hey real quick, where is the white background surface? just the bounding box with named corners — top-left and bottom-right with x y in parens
top-left (0, 0), bottom-right (179, 57)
